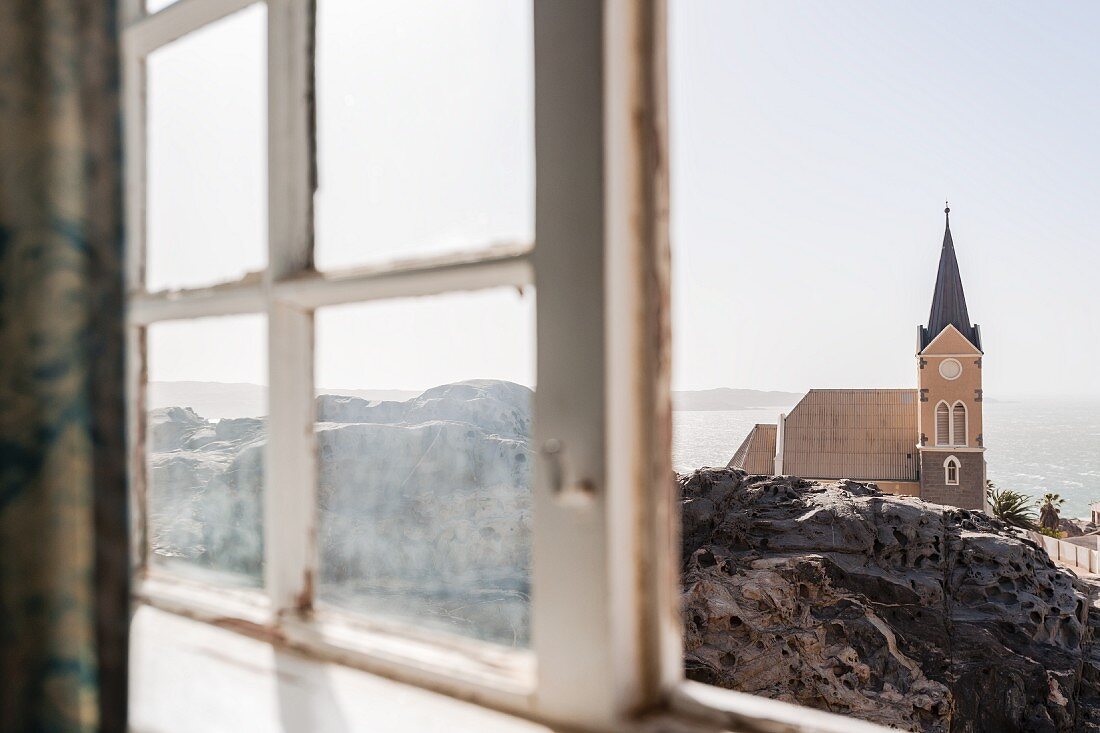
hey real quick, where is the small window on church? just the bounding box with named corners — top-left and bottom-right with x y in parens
top-left (935, 402), bottom-right (950, 445)
top-left (952, 402), bottom-right (967, 446)
top-left (945, 457), bottom-right (960, 485)
top-left (939, 358), bottom-right (962, 380)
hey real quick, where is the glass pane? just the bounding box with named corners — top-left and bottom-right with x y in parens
top-left (146, 5), bottom-right (267, 291)
top-left (146, 315), bottom-right (267, 586)
top-left (314, 0), bottom-right (534, 270)
top-left (315, 289), bottom-right (535, 647)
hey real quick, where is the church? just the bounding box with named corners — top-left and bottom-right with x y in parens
top-left (728, 206), bottom-right (987, 511)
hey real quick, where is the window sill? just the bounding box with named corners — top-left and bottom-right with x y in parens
top-left (130, 604), bottom-right (545, 733)
top-left (135, 571), bottom-right (273, 628)
top-left (132, 586), bottom-right (536, 721)
top-left (132, 602), bottom-right (892, 733)
top-left (668, 680), bottom-right (893, 733)
top-left (279, 608), bottom-right (536, 713)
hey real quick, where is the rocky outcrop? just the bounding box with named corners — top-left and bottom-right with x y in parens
top-left (148, 380), bottom-right (533, 645)
top-left (147, 407), bottom-right (265, 580)
top-left (1060, 518), bottom-right (1094, 538)
top-left (680, 468), bottom-right (1100, 732)
top-left (316, 380), bottom-right (532, 645)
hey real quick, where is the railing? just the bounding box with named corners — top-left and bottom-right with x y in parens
top-left (1028, 530), bottom-right (1099, 575)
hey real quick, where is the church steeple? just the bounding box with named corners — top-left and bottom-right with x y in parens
top-left (921, 203), bottom-right (980, 351)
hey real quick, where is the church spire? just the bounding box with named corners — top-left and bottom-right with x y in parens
top-left (921, 203), bottom-right (980, 350)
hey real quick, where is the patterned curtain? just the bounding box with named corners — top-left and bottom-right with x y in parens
top-left (0, 2), bottom-right (128, 732)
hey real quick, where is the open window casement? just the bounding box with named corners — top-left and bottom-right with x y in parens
top-left (123, 1), bottom-right (890, 731)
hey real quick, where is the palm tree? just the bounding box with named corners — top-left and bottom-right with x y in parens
top-left (1039, 492), bottom-right (1065, 532)
top-left (987, 482), bottom-right (1038, 530)
top-left (1042, 492), bottom-right (1065, 508)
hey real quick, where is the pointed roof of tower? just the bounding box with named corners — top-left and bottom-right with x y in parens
top-left (920, 203), bottom-right (980, 351)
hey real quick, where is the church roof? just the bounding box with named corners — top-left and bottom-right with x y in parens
top-left (730, 389), bottom-right (920, 482)
top-left (728, 423), bottom-right (776, 474)
top-left (782, 389), bottom-right (919, 482)
top-left (921, 205), bottom-right (980, 351)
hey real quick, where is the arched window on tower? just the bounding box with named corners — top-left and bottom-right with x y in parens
top-left (952, 402), bottom-right (967, 446)
top-left (944, 456), bottom-right (961, 485)
top-left (935, 402), bottom-right (950, 446)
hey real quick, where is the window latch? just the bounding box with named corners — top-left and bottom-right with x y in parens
top-left (541, 439), bottom-right (595, 504)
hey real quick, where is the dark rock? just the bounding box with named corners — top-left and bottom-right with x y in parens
top-left (680, 468), bottom-right (1100, 732)
top-left (1060, 518), bottom-right (1087, 538)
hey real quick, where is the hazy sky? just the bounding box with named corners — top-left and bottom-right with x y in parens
top-left (671, 1), bottom-right (1100, 399)
top-left (148, 1), bottom-right (1099, 398)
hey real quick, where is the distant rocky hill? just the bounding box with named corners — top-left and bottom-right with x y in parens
top-left (680, 468), bottom-right (1100, 732)
top-left (152, 381), bottom-right (803, 416)
top-left (148, 381), bottom-right (421, 420)
top-left (672, 387), bottom-right (802, 411)
top-left (148, 379), bottom-right (532, 644)
top-left (314, 379), bottom-right (532, 644)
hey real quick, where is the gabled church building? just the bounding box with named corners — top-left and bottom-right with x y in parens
top-left (729, 206), bottom-right (987, 511)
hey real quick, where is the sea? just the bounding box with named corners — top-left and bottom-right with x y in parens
top-left (673, 399), bottom-right (1100, 520)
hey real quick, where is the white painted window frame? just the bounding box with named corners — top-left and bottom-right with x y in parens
top-left (122, 1), bottom-right (888, 731)
top-left (934, 401), bottom-right (967, 448)
top-left (935, 400), bottom-right (950, 446)
top-left (952, 400), bottom-right (968, 447)
top-left (944, 456), bottom-right (961, 485)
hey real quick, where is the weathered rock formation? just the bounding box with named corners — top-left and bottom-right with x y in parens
top-left (315, 379), bottom-right (532, 645)
top-left (680, 468), bottom-right (1100, 733)
top-left (1060, 518), bottom-right (1093, 538)
top-left (147, 406), bottom-right (265, 580)
top-left (148, 379), bottom-right (533, 645)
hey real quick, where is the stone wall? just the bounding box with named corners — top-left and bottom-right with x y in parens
top-left (919, 450), bottom-right (984, 510)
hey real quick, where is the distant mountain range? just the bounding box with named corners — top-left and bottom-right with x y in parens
top-left (149, 382), bottom-right (420, 420)
top-left (150, 382), bottom-right (803, 419)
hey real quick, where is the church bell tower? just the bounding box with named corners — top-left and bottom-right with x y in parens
top-left (916, 204), bottom-right (986, 511)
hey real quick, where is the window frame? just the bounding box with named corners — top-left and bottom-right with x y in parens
top-left (123, 0), bottom-right (540, 712)
top-left (951, 401), bottom-right (968, 447)
top-left (121, 1), bottom-right (891, 731)
top-left (935, 400), bottom-right (950, 446)
top-left (944, 456), bottom-right (961, 485)
top-left (938, 357), bottom-right (962, 380)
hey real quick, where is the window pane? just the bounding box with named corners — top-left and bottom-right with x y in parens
top-left (146, 5), bottom-right (267, 291)
top-left (315, 289), bottom-right (535, 647)
top-left (146, 315), bottom-right (267, 586)
top-left (314, 0), bottom-right (534, 270)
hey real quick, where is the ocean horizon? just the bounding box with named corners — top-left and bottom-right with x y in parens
top-left (673, 399), bottom-right (1100, 520)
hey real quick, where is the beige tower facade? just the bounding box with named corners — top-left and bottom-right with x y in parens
top-left (915, 205), bottom-right (986, 510)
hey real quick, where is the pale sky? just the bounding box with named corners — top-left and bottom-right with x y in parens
top-left (671, 1), bottom-right (1100, 399)
top-left (147, 1), bottom-right (1100, 398)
